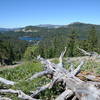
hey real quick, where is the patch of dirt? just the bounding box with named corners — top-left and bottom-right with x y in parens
top-left (0, 62), bottom-right (23, 69)
top-left (77, 71), bottom-right (100, 82)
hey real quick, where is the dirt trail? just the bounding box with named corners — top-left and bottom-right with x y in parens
top-left (0, 61), bottom-right (23, 69)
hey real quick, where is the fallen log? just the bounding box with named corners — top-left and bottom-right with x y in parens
top-left (0, 96), bottom-right (12, 100)
top-left (0, 77), bottom-right (15, 85)
top-left (0, 89), bottom-right (39, 100)
top-left (28, 47), bottom-right (100, 100)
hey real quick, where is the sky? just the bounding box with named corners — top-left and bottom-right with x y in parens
top-left (0, 0), bottom-right (100, 28)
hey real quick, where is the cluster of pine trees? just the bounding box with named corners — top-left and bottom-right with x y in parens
top-left (0, 39), bottom-right (29, 65)
top-left (32, 26), bottom-right (99, 58)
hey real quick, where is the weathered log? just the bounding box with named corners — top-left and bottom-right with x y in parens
top-left (0, 77), bottom-right (15, 85)
top-left (31, 83), bottom-right (51, 97)
top-left (77, 47), bottom-right (92, 56)
top-left (28, 47), bottom-right (100, 100)
top-left (59, 47), bottom-right (66, 65)
top-left (28, 70), bottom-right (51, 80)
top-left (0, 89), bottom-right (39, 100)
top-left (55, 89), bottom-right (73, 100)
top-left (0, 96), bottom-right (12, 100)
top-left (72, 60), bottom-right (84, 76)
top-left (77, 47), bottom-right (99, 57)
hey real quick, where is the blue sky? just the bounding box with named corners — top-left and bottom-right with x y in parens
top-left (0, 0), bottom-right (100, 28)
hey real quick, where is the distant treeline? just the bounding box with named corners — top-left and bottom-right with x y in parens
top-left (0, 24), bottom-right (100, 64)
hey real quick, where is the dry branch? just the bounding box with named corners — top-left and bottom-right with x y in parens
top-left (0, 89), bottom-right (39, 100)
top-left (0, 77), bottom-right (15, 85)
top-left (55, 89), bottom-right (73, 100)
top-left (28, 71), bottom-right (50, 80)
top-left (0, 96), bottom-right (12, 100)
top-left (31, 83), bottom-right (51, 97)
top-left (59, 47), bottom-right (66, 65)
top-left (73, 60), bottom-right (84, 76)
top-left (77, 47), bottom-right (99, 57)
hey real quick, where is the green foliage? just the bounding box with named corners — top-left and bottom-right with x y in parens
top-left (51, 58), bottom-right (59, 64)
top-left (0, 39), bottom-right (29, 62)
top-left (0, 61), bottom-right (42, 81)
top-left (67, 30), bottom-right (79, 57)
top-left (87, 26), bottom-right (98, 51)
top-left (0, 61), bottom-right (51, 99)
top-left (24, 45), bottom-right (38, 60)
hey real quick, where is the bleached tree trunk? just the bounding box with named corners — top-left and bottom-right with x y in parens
top-left (29, 47), bottom-right (100, 100)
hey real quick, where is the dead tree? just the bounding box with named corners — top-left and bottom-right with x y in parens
top-left (0, 47), bottom-right (100, 100)
top-left (28, 47), bottom-right (100, 100)
top-left (77, 47), bottom-right (100, 58)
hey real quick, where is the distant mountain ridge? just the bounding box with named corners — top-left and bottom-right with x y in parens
top-left (0, 22), bottom-right (100, 38)
top-left (36, 24), bottom-right (63, 28)
top-left (0, 22), bottom-right (100, 32)
top-left (0, 22), bottom-right (100, 44)
top-left (0, 28), bottom-right (20, 32)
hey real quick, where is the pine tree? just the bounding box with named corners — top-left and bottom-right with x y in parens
top-left (87, 26), bottom-right (98, 51)
top-left (67, 30), bottom-right (78, 57)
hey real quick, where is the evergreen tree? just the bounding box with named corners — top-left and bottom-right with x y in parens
top-left (24, 45), bottom-right (38, 60)
top-left (87, 26), bottom-right (98, 51)
top-left (67, 30), bottom-right (78, 57)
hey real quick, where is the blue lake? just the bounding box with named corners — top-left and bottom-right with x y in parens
top-left (19, 37), bottom-right (42, 41)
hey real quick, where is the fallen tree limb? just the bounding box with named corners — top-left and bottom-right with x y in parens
top-left (77, 47), bottom-right (91, 56)
top-left (28, 70), bottom-right (51, 80)
top-left (0, 89), bottom-right (39, 100)
top-left (73, 60), bottom-right (84, 76)
top-left (30, 83), bottom-right (51, 97)
top-left (77, 47), bottom-right (99, 57)
top-left (0, 96), bottom-right (12, 100)
top-left (0, 77), bottom-right (15, 85)
top-left (59, 47), bottom-right (66, 65)
top-left (55, 89), bottom-right (73, 100)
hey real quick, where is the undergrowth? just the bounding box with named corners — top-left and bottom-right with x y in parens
top-left (0, 59), bottom-right (99, 99)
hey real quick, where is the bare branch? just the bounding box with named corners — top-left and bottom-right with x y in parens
top-left (0, 96), bottom-right (12, 100)
top-left (37, 55), bottom-right (56, 71)
top-left (59, 47), bottom-right (66, 64)
top-left (30, 83), bottom-right (50, 97)
top-left (73, 61), bottom-right (84, 76)
top-left (69, 63), bottom-right (74, 72)
top-left (77, 47), bottom-right (91, 56)
top-left (28, 70), bottom-right (51, 80)
top-left (0, 89), bottom-right (38, 100)
top-left (72, 96), bottom-right (77, 100)
top-left (0, 77), bottom-right (15, 85)
top-left (49, 78), bottom-right (59, 89)
top-left (55, 89), bottom-right (73, 100)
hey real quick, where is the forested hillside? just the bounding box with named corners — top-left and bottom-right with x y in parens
top-left (0, 22), bottom-right (100, 64)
